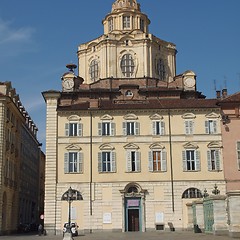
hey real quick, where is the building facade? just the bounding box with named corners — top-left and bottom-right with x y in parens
top-left (43, 0), bottom-right (225, 235)
top-left (0, 82), bottom-right (42, 234)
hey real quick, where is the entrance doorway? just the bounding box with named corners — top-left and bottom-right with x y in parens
top-left (128, 209), bottom-right (139, 231)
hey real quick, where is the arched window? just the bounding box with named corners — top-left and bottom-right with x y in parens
top-left (121, 54), bottom-right (134, 77)
top-left (156, 59), bottom-right (166, 80)
top-left (89, 59), bottom-right (99, 82)
top-left (182, 188), bottom-right (202, 199)
top-left (61, 189), bottom-right (83, 201)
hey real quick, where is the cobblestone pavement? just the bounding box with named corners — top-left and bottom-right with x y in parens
top-left (0, 231), bottom-right (239, 240)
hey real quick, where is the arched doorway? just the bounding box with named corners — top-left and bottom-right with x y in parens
top-left (120, 183), bottom-right (147, 232)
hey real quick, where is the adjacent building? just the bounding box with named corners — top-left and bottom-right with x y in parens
top-left (43, 0), bottom-right (226, 234)
top-left (0, 81), bottom-right (43, 234)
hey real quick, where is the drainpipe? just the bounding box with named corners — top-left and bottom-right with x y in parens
top-left (168, 109), bottom-right (175, 212)
top-left (89, 111), bottom-right (93, 233)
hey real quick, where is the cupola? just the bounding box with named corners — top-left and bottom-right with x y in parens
top-left (103, 0), bottom-right (150, 34)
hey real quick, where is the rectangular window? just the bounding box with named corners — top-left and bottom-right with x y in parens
top-left (64, 152), bottom-right (83, 173)
top-left (148, 150), bottom-right (167, 172)
top-left (108, 18), bottom-right (113, 32)
top-left (123, 122), bottom-right (140, 135)
top-left (65, 123), bottom-right (83, 136)
top-left (185, 121), bottom-right (194, 135)
top-left (127, 151), bottom-right (140, 172)
top-left (237, 142), bottom-right (240, 170)
top-left (140, 18), bottom-right (144, 31)
top-left (153, 121), bottom-right (165, 135)
top-left (123, 16), bottom-right (131, 29)
top-left (205, 120), bottom-right (217, 134)
top-left (98, 152), bottom-right (116, 173)
top-left (183, 150), bottom-right (200, 171)
top-left (98, 122), bottom-right (115, 136)
top-left (207, 149), bottom-right (220, 171)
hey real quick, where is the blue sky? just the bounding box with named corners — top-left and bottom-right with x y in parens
top-left (0, 0), bottom-right (240, 150)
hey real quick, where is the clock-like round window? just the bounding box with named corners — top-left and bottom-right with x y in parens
top-left (89, 59), bottom-right (99, 82)
top-left (121, 54), bottom-right (134, 77)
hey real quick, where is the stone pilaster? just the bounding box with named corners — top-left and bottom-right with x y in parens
top-left (227, 191), bottom-right (240, 238)
top-left (42, 91), bottom-right (60, 235)
top-left (210, 195), bottom-right (228, 236)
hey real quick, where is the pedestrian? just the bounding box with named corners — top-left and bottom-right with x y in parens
top-left (38, 223), bottom-right (43, 236)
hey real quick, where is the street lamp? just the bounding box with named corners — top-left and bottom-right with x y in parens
top-left (62, 187), bottom-right (83, 240)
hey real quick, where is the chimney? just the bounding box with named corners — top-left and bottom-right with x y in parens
top-left (222, 89), bottom-right (227, 98)
top-left (216, 90), bottom-right (221, 99)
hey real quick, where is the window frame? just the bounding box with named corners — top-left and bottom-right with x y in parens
top-left (98, 151), bottom-right (116, 173)
top-left (182, 188), bottom-right (203, 199)
top-left (123, 121), bottom-right (140, 136)
top-left (185, 120), bottom-right (194, 135)
top-left (152, 121), bottom-right (165, 135)
top-left (89, 59), bottom-right (99, 82)
top-left (126, 150), bottom-right (141, 172)
top-left (207, 149), bottom-right (220, 171)
top-left (156, 58), bottom-right (166, 80)
top-left (205, 120), bottom-right (217, 134)
top-left (64, 152), bottom-right (83, 174)
top-left (182, 149), bottom-right (200, 171)
top-left (98, 122), bottom-right (115, 136)
top-left (120, 54), bottom-right (135, 77)
top-left (123, 15), bottom-right (131, 29)
top-left (148, 150), bottom-right (167, 172)
top-left (65, 122), bottom-right (83, 137)
top-left (108, 17), bottom-right (113, 32)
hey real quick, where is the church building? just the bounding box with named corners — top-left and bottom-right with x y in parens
top-left (43, 0), bottom-right (225, 234)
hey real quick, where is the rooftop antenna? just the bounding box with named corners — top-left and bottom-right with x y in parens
top-left (223, 75), bottom-right (227, 89)
top-left (213, 79), bottom-right (217, 91)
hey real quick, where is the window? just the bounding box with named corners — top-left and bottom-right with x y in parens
top-left (148, 150), bottom-right (167, 172)
top-left (98, 122), bottom-right (115, 136)
top-left (120, 54), bottom-right (135, 77)
top-left (207, 149), bottom-right (220, 171)
top-left (98, 152), bottom-right (116, 173)
top-left (123, 121), bottom-right (140, 135)
top-left (64, 152), bottom-right (83, 173)
top-left (185, 120), bottom-right (194, 135)
top-left (108, 18), bottom-right (113, 32)
top-left (126, 151), bottom-right (140, 172)
top-left (156, 59), bottom-right (166, 80)
top-left (89, 59), bottom-right (99, 82)
top-left (182, 150), bottom-right (200, 171)
top-left (123, 16), bottom-right (131, 29)
top-left (140, 18), bottom-right (144, 31)
top-left (65, 123), bottom-right (83, 136)
top-left (125, 90), bottom-right (133, 96)
top-left (182, 188), bottom-right (202, 199)
top-left (205, 120), bottom-right (217, 134)
top-left (152, 121), bottom-right (165, 135)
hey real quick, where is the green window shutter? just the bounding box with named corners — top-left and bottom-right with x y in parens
top-left (148, 151), bottom-right (153, 172)
top-left (135, 122), bottom-right (140, 135)
top-left (161, 150), bottom-right (167, 172)
top-left (98, 152), bottom-right (102, 172)
top-left (111, 152), bottom-right (116, 172)
top-left (213, 121), bottom-right (217, 133)
top-left (65, 123), bottom-right (69, 136)
top-left (182, 151), bottom-right (187, 171)
top-left (123, 122), bottom-right (127, 136)
top-left (78, 152), bottom-right (83, 173)
top-left (98, 123), bottom-right (102, 136)
top-left (205, 121), bottom-right (209, 134)
top-left (152, 121), bottom-right (156, 135)
top-left (161, 121), bottom-right (165, 135)
top-left (78, 123), bottom-right (83, 136)
top-left (64, 153), bottom-right (69, 173)
top-left (136, 151), bottom-right (141, 172)
top-left (111, 122), bottom-right (115, 136)
top-left (207, 150), bottom-right (212, 171)
top-left (196, 150), bottom-right (201, 171)
top-left (126, 151), bottom-right (131, 172)
top-left (215, 150), bottom-right (220, 170)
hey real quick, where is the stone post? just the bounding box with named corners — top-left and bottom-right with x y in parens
top-left (227, 191), bottom-right (240, 238)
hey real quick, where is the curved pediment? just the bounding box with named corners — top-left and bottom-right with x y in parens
top-left (99, 143), bottom-right (115, 151)
top-left (123, 113), bottom-right (138, 120)
top-left (182, 113), bottom-right (196, 119)
top-left (123, 143), bottom-right (139, 149)
top-left (149, 143), bottom-right (165, 150)
top-left (205, 112), bottom-right (220, 119)
top-left (183, 142), bottom-right (198, 149)
top-left (207, 141), bottom-right (222, 148)
top-left (67, 115), bottom-right (81, 121)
